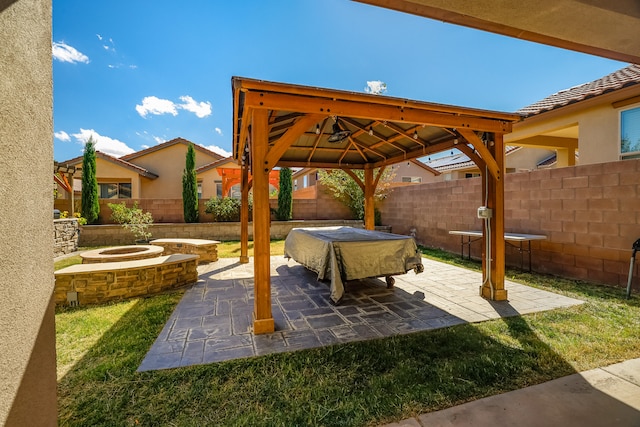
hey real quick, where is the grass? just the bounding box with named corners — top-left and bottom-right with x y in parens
top-left (56, 242), bottom-right (640, 426)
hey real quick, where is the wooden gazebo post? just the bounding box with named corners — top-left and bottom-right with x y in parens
top-left (251, 109), bottom-right (275, 334)
top-left (363, 166), bottom-right (375, 230)
top-left (483, 132), bottom-right (507, 300)
top-left (458, 129), bottom-right (508, 301)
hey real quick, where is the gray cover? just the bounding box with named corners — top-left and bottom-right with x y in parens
top-left (284, 226), bottom-right (423, 303)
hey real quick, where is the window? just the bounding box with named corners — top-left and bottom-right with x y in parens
top-left (464, 173), bottom-right (480, 179)
top-left (215, 180), bottom-right (223, 198)
top-left (98, 182), bottom-right (131, 199)
top-left (621, 106), bottom-right (640, 159)
top-left (197, 182), bottom-right (203, 199)
top-left (401, 176), bottom-right (422, 183)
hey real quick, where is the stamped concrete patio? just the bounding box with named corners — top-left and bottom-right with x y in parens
top-left (138, 256), bottom-right (583, 371)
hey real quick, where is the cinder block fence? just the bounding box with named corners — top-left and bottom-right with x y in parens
top-left (379, 158), bottom-right (640, 287)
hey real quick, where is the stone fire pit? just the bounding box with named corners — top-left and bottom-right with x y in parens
top-left (80, 245), bottom-right (164, 264)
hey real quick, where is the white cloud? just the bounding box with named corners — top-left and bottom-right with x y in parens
top-left (135, 95), bottom-right (211, 118)
top-left (364, 80), bottom-right (387, 95)
top-left (52, 42), bottom-right (89, 64)
top-left (71, 129), bottom-right (135, 158)
top-left (135, 96), bottom-right (178, 118)
top-left (178, 96), bottom-right (212, 118)
top-left (96, 34), bottom-right (103, 41)
top-left (202, 144), bottom-right (231, 157)
top-left (153, 136), bottom-right (165, 144)
top-left (214, 127), bottom-right (223, 136)
top-left (54, 131), bottom-right (71, 142)
top-left (140, 144), bottom-right (150, 150)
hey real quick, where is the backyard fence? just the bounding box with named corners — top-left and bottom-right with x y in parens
top-left (379, 158), bottom-right (640, 287)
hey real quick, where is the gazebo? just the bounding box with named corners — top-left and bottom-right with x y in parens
top-left (232, 77), bottom-right (521, 334)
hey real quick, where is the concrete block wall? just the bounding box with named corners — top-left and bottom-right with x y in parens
top-left (85, 196), bottom-right (352, 224)
top-left (380, 158), bottom-right (640, 287)
top-left (79, 219), bottom-right (364, 246)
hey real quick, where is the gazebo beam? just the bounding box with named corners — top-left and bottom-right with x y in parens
top-left (265, 114), bottom-right (323, 169)
top-left (244, 92), bottom-right (513, 134)
top-left (458, 128), bottom-right (500, 180)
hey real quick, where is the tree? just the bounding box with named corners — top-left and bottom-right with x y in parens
top-left (182, 143), bottom-right (199, 223)
top-left (81, 136), bottom-right (100, 224)
top-left (276, 167), bottom-right (293, 220)
top-left (317, 168), bottom-right (395, 224)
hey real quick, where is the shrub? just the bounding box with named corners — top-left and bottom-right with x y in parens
top-left (204, 197), bottom-right (252, 222)
top-left (59, 211), bottom-right (88, 225)
top-left (108, 202), bottom-right (154, 242)
top-left (317, 168), bottom-right (395, 221)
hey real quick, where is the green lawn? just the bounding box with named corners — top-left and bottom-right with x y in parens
top-left (56, 243), bottom-right (640, 426)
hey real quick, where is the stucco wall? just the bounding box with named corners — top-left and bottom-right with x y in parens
top-left (130, 143), bottom-right (221, 199)
top-left (0, 0), bottom-right (58, 425)
top-left (506, 86), bottom-right (640, 166)
top-left (94, 156), bottom-right (144, 198)
top-left (578, 105), bottom-right (620, 165)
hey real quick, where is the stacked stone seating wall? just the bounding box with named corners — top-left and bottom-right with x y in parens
top-left (54, 256), bottom-right (198, 305)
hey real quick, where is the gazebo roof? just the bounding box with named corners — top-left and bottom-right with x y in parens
top-left (232, 77), bottom-right (521, 171)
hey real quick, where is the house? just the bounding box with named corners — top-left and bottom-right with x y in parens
top-left (292, 159), bottom-right (440, 198)
top-left (416, 64), bottom-right (640, 179)
top-left (54, 137), bottom-right (283, 221)
top-left (56, 137), bottom-right (282, 203)
top-left (56, 137), bottom-right (224, 200)
top-left (506, 64), bottom-right (640, 166)
top-left (422, 146), bottom-right (556, 180)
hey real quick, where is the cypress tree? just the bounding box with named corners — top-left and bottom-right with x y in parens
top-left (276, 167), bottom-right (293, 220)
top-left (182, 143), bottom-right (199, 223)
top-left (81, 136), bottom-right (100, 224)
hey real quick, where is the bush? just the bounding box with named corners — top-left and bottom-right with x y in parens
top-left (204, 197), bottom-right (252, 222)
top-left (108, 202), bottom-right (154, 242)
top-left (59, 211), bottom-right (88, 225)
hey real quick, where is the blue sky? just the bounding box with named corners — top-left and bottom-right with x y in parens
top-left (53, 0), bottom-right (628, 162)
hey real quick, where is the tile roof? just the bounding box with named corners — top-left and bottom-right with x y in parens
top-left (517, 64), bottom-right (640, 117)
top-left (59, 151), bottom-right (159, 179)
top-left (536, 151), bottom-right (579, 169)
top-left (196, 157), bottom-right (236, 173)
top-left (120, 137), bottom-right (225, 162)
top-left (422, 146), bottom-right (521, 172)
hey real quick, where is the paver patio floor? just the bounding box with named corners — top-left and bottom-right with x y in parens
top-left (138, 256), bottom-right (583, 371)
